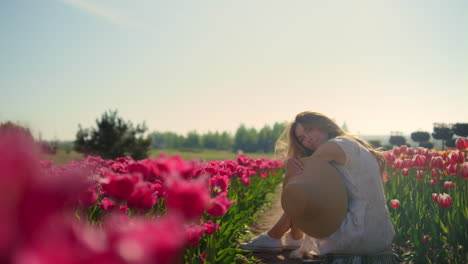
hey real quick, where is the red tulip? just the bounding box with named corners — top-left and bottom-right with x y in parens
top-left (423, 235), bottom-right (430, 244)
top-left (431, 169), bottom-right (440, 179)
top-left (456, 137), bottom-right (468, 151)
top-left (437, 193), bottom-right (453, 208)
top-left (444, 181), bottom-right (455, 189)
top-left (400, 145), bottom-right (408, 154)
top-left (428, 179), bottom-right (436, 186)
top-left (446, 164), bottom-right (458, 176)
top-left (390, 199), bottom-right (400, 209)
top-left (384, 152), bottom-right (396, 164)
top-left (413, 155), bottom-right (426, 168)
top-left (402, 168), bottom-right (409, 176)
top-left (416, 170), bottom-right (424, 180)
top-left (461, 162), bottom-right (468, 179)
top-left (392, 147), bottom-right (400, 157)
top-left (431, 193), bottom-right (438, 201)
top-left (448, 151), bottom-right (464, 164)
top-left (430, 156), bottom-right (444, 169)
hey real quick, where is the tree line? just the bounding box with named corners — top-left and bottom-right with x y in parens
top-left (150, 122), bottom-right (287, 153)
top-left (2, 110), bottom-right (467, 161)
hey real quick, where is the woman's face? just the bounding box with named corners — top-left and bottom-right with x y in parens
top-left (294, 123), bottom-right (329, 151)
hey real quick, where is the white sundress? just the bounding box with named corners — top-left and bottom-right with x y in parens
top-left (300, 136), bottom-right (395, 255)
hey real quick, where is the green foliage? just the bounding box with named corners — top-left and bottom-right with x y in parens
top-left (419, 141), bottom-right (434, 149)
top-left (74, 110), bottom-right (151, 160)
top-left (368, 139), bottom-right (382, 148)
top-left (453, 123), bottom-right (468, 137)
top-left (389, 135), bottom-right (407, 147)
top-left (432, 123), bottom-right (454, 150)
top-left (411, 131), bottom-right (431, 145)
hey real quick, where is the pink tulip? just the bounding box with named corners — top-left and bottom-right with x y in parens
top-left (400, 145), bottom-right (408, 154)
top-left (127, 185), bottom-right (157, 210)
top-left (207, 193), bottom-right (236, 217)
top-left (461, 162), bottom-right (468, 179)
top-left (100, 198), bottom-right (116, 211)
top-left (201, 221), bottom-right (220, 235)
top-left (166, 178), bottom-right (210, 220)
top-left (437, 193), bottom-right (453, 208)
top-left (428, 179), bottom-right (435, 186)
top-left (208, 175), bottom-right (230, 193)
top-left (101, 172), bottom-right (139, 201)
top-left (390, 199), bottom-right (400, 209)
top-left (185, 224), bottom-right (205, 247)
top-left (77, 187), bottom-right (99, 207)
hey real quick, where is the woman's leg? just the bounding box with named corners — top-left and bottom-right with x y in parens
top-left (267, 213), bottom-right (304, 240)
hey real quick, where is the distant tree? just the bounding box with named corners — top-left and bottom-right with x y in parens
top-left (410, 131), bottom-right (431, 146)
top-left (368, 140), bottom-right (382, 148)
top-left (234, 124), bottom-right (249, 152)
top-left (419, 141), bottom-right (434, 149)
top-left (219, 131), bottom-right (233, 150)
top-left (258, 125), bottom-right (273, 153)
top-left (453, 123), bottom-right (468, 137)
top-left (432, 123), bottom-right (454, 150)
top-left (202, 131), bottom-right (219, 149)
top-left (389, 135), bottom-right (407, 147)
top-left (183, 131), bottom-right (201, 149)
top-left (74, 110), bottom-right (151, 160)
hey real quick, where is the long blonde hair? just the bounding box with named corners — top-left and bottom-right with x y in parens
top-left (275, 111), bottom-right (386, 174)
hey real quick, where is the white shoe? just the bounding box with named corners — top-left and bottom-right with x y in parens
top-left (283, 231), bottom-right (303, 250)
top-left (240, 233), bottom-right (283, 253)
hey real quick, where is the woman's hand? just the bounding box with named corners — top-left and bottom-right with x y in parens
top-left (284, 157), bottom-right (304, 175)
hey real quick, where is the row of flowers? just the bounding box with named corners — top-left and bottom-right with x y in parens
top-left (0, 130), bottom-right (283, 264)
top-left (383, 137), bottom-right (468, 263)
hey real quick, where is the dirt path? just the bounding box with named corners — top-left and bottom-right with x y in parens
top-left (247, 185), bottom-right (301, 264)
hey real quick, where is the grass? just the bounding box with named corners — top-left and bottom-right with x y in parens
top-left (44, 148), bottom-right (279, 165)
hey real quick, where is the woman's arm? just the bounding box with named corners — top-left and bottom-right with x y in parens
top-left (310, 141), bottom-right (346, 166)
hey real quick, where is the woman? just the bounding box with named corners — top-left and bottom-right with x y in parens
top-left (240, 111), bottom-right (395, 260)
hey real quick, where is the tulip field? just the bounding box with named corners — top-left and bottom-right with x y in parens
top-left (0, 130), bottom-right (283, 264)
top-left (1, 128), bottom-right (468, 264)
top-left (383, 137), bottom-right (468, 263)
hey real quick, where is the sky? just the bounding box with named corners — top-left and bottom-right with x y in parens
top-left (1, 0), bottom-right (467, 141)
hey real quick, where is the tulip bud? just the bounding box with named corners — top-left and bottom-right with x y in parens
top-left (431, 193), bottom-right (438, 201)
top-left (390, 199), bottom-right (400, 209)
top-left (423, 235), bottom-right (430, 244)
top-left (428, 179), bottom-right (435, 186)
